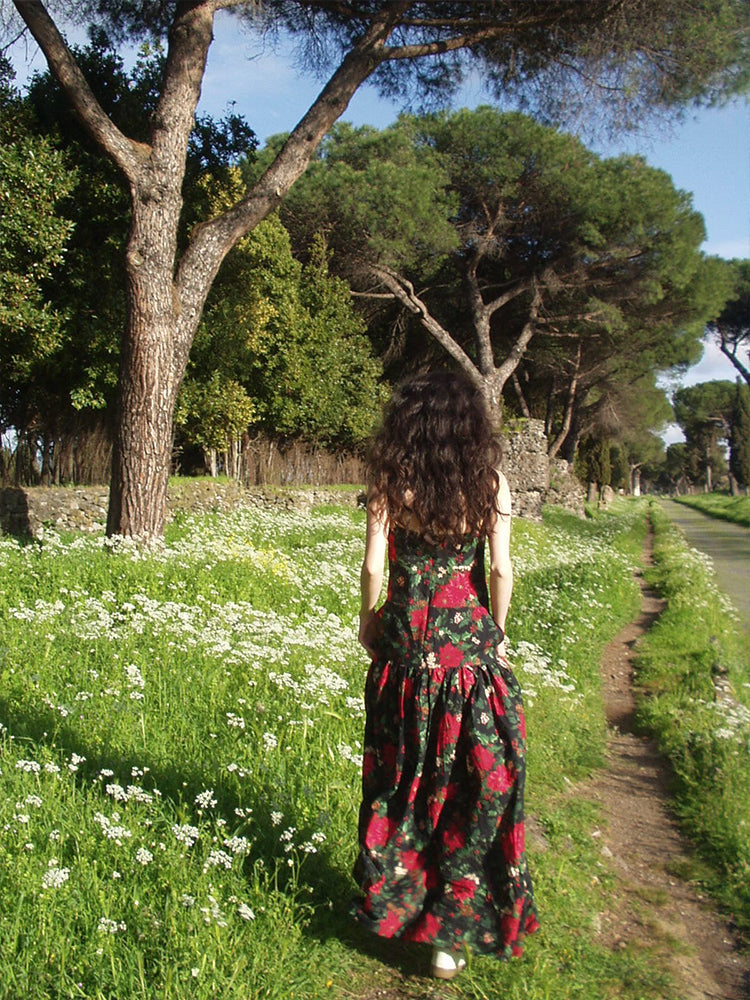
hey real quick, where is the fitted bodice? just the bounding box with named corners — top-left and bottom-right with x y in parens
top-left (385, 525), bottom-right (490, 610)
top-left (376, 525), bottom-right (499, 669)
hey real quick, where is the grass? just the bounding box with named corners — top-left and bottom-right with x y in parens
top-left (673, 491), bottom-right (750, 527)
top-left (633, 501), bottom-right (750, 935)
top-left (0, 495), bottom-right (697, 1000)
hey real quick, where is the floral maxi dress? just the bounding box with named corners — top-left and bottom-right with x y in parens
top-left (352, 525), bottom-right (539, 958)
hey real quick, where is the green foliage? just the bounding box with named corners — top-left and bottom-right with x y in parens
top-left (2, 36), bottom-right (256, 465)
top-left (175, 374), bottom-right (255, 453)
top-left (673, 380), bottom-right (737, 488)
top-left (38, 2), bottom-right (750, 126)
top-left (575, 438), bottom-right (612, 487)
top-left (283, 119), bottom-right (457, 279)
top-left (285, 107), bottom-right (719, 463)
top-left (191, 219), bottom-right (384, 449)
top-left (0, 90), bottom-right (76, 427)
top-left (707, 257), bottom-right (750, 384)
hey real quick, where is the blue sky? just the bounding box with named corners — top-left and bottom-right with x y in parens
top-left (10, 11), bottom-right (749, 419)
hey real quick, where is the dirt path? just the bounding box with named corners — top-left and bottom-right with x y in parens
top-left (585, 539), bottom-right (750, 1000)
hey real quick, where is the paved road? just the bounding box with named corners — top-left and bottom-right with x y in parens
top-left (661, 500), bottom-right (750, 633)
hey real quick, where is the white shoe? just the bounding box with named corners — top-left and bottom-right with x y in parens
top-left (430, 948), bottom-right (467, 980)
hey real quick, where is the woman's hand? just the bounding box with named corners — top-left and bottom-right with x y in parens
top-left (496, 637), bottom-right (508, 661)
top-left (359, 612), bottom-right (379, 659)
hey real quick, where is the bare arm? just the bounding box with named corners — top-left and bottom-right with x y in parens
top-left (359, 496), bottom-right (388, 657)
top-left (487, 472), bottom-right (513, 649)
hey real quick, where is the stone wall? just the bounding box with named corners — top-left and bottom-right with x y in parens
top-left (500, 419), bottom-right (550, 521)
top-left (545, 458), bottom-right (587, 517)
top-left (0, 422), bottom-right (585, 536)
top-left (0, 482), bottom-right (363, 538)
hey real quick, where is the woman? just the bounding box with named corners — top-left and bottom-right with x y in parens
top-left (352, 370), bottom-right (539, 979)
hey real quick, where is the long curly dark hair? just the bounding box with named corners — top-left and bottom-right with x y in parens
top-left (367, 370), bottom-right (504, 542)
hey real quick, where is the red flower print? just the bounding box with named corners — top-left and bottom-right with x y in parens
top-left (352, 526), bottom-right (539, 955)
top-left (410, 605), bottom-right (428, 632)
top-left (445, 781), bottom-right (460, 803)
top-left (428, 789), bottom-right (446, 827)
top-left (433, 574), bottom-right (474, 607)
top-left (500, 912), bottom-right (520, 941)
top-left (450, 877), bottom-right (478, 903)
top-left (491, 674), bottom-right (509, 698)
top-left (438, 711), bottom-right (461, 748)
top-left (362, 750), bottom-right (377, 780)
top-left (487, 763), bottom-right (514, 793)
top-left (487, 687), bottom-right (506, 717)
top-left (407, 776), bottom-right (420, 804)
top-left (405, 911), bottom-right (441, 942)
top-left (400, 848), bottom-right (423, 872)
top-left (366, 814), bottom-right (397, 848)
top-left (442, 820), bottom-right (467, 852)
top-left (379, 907), bottom-right (405, 938)
top-left (373, 661), bottom-right (392, 697)
top-left (438, 642), bottom-right (464, 669)
top-left (382, 742), bottom-right (398, 773)
top-left (470, 743), bottom-right (496, 774)
top-left (387, 532), bottom-right (397, 561)
top-left (458, 666), bottom-right (475, 697)
top-left (501, 822), bottom-right (525, 863)
top-left (369, 874), bottom-right (386, 896)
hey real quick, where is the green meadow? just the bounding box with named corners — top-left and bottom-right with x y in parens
top-left (0, 496), bottom-right (745, 999)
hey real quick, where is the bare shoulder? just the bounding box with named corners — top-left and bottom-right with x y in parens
top-left (494, 468), bottom-right (512, 518)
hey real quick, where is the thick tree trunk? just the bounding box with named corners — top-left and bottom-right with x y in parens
top-left (107, 306), bottom-right (179, 538)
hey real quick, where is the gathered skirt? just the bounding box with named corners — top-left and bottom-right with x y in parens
top-left (352, 631), bottom-right (539, 958)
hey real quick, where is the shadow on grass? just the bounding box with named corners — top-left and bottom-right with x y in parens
top-left (0, 693), bottom-right (432, 976)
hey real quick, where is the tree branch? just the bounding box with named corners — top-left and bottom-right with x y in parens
top-left (511, 371), bottom-right (531, 419)
top-left (11, 0), bottom-right (147, 180)
top-left (370, 264), bottom-right (481, 385)
top-left (175, 2), bottom-right (409, 324)
top-left (485, 278), bottom-right (532, 317)
top-left (718, 330), bottom-right (750, 387)
top-left (150, 1), bottom-right (216, 169)
top-left (548, 340), bottom-right (582, 458)
top-left (493, 278), bottom-right (543, 390)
